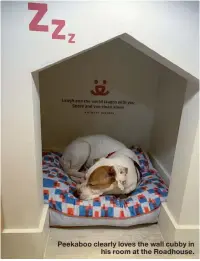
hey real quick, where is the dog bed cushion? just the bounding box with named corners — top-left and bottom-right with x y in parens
top-left (43, 147), bottom-right (168, 226)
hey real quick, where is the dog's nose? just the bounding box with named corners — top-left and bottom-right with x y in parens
top-left (74, 189), bottom-right (80, 198)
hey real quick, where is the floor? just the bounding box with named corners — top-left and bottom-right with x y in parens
top-left (44, 224), bottom-right (197, 259)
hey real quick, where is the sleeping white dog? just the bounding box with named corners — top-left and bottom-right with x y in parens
top-left (75, 148), bottom-right (141, 200)
top-left (60, 134), bottom-right (127, 183)
top-left (60, 135), bottom-right (141, 199)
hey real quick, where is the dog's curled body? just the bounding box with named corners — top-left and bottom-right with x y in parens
top-left (60, 135), bottom-right (126, 182)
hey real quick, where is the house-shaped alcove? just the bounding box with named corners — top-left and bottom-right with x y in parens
top-left (34, 33), bottom-right (193, 185)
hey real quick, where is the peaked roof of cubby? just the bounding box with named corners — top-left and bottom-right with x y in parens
top-left (34, 33), bottom-right (198, 83)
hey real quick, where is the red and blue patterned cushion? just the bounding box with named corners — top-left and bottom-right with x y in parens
top-left (43, 147), bottom-right (168, 219)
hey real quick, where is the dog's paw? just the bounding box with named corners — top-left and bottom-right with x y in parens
top-left (118, 180), bottom-right (126, 191)
top-left (68, 169), bottom-right (86, 178)
top-left (72, 177), bottom-right (85, 184)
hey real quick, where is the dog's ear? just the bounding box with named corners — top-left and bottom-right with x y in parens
top-left (107, 166), bottom-right (116, 177)
top-left (88, 166), bottom-right (116, 188)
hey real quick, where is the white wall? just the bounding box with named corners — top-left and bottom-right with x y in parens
top-left (179, 122), bottom-right (199, 225)
top-left (39, 39), bottom-right (161, 150)
top-left (166, 80), bottom-right (199, 224)
top-left (38, 1), bottom-right (198, 80)
top-left (3, 1), bottom-right (198, 77)
top-left (1, 70), bottom-right (44, 229)
top-left (158, 82), bottom-right (199, 255)
top-left (150, 68), bottom-right (187, 175)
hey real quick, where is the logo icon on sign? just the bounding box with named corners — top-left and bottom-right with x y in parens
top-left (91, 80), bottom-right (109, 96)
